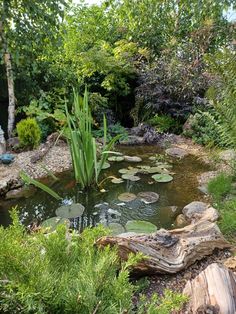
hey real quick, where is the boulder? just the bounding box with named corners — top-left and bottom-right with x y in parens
top-left (183, 201), bottom-right (219, 222)
top-left (165, 147), bottom-right (188, 158)
top-left (5, 186), bottom-right (36, 200)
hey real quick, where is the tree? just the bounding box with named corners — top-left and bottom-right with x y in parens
top-left (0, 0), bottom-right (67, 138)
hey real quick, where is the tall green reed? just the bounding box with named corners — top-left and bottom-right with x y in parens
top-left (65, 88), bottom-right (120, 189)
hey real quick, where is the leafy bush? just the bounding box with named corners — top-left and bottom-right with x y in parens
top-left (205, 49), bottom-right (236, 148)
top-left (183, 110), bottom-right (233, 148)
top-left (16, 118), bottom-right (41, 149)
top-left (207, 173), bottom-right (233, 202)
top-left (147, 114), bottom-right (181, 133)
top-left (93, 123), bottom-right (128, 141)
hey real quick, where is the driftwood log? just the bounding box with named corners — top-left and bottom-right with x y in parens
top-left (183, 263), bottom-right (236, 314)
top-left (96, 204), bottom-right (231, 274)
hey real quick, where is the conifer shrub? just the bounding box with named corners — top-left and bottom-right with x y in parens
top-left (16, 118), bottom-right (41, 149)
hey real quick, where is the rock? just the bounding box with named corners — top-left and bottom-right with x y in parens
top-left (124, 156), bottom-right (142, 162)
top-left (175, 214), bottom-right (189, 228)
top-left (198, 185), bottom-right (208, 194)
top-left (183, 202), bottom-right (219, 223)
top-left (107, 208), bottom-right (122, 217)
top-left (6, 136), bottom-right (19, 150)
top-left (218, 149), bottom-right (236, 162)
top-left (119, 135), bottom-right (144, 145)
top-left (183, 114), bottom-right (193, 133)
top-left (183, 201), bottom-right (208, 218)
top-left (224, 257), bottom-right (236, 271)
top-left (165, 147), bottom-right (188, 158)
top-left (5, 186), bottom-right (36, 200)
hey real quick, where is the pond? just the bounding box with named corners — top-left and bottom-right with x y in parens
top-left (0, 145), bottom-right (210, 232)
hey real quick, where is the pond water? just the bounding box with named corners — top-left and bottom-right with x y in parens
top-left (0, 145), bottom-right (210, 231)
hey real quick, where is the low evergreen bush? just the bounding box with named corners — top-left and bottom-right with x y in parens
top-left (16, 118), bottom-right (41, 149)
top-left (0, 211), bottom-right (187, 314)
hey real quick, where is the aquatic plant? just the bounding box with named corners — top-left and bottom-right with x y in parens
top-left (65, 88), bottom-right (120, 189)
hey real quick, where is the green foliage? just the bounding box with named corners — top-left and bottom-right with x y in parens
top-left (65, 88), bottom-right (120, 189)
top-left (184, 110), bottom-right (234, 148)
top-left (206, 49), bottom-right (236, 148)
top-left (208, 173), bottom-right (233, 202)
top-left (137, 290), bottom-right (188, 314)
top-left (147, 114), bottom-right (181, 133)
top-left (93, 123), bottom-right (128, 141)
top-left (217, 200), bottom-right (236, 240)
top-left (16, 118), bottom-right (41, 149)
top-left (0, 210), bottom-right (145, 314)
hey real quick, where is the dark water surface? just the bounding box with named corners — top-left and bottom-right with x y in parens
top-left (0, 145), bottom-right (210, 230)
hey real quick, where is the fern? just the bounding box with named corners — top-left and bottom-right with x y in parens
top-left (206, 49), bottom-right (236, 148)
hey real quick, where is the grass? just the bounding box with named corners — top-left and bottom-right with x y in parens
top-left (207, 173), bottom-right (232, 202)
top-left (207, 173), bottom-right (236, 240)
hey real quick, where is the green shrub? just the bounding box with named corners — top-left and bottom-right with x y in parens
top-left (184, 110), bottom-right (233, 148)
top-left (147, 114), bottom-right (181, 133)
top-left (16, 118), bottom-right (41, 149)
top-left (0, 210), bottom-right (143, 314)
top-left (207, 173), bottom-right (232, 202)
top-left (93, 123), bottom-right (128, 141)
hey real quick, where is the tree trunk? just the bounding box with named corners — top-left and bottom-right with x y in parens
top-left (4, 52), bottom-right (16, 138)
top-left (183, 263), bottom-right (236, 314)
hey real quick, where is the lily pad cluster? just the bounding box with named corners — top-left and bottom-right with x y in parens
top-left (108, 220), bottom-right (157, 235)
top-left (117, 191), bottom-right (159, 204)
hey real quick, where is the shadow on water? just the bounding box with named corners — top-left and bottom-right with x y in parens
top-left (0, 145), bottom-right (211, 231)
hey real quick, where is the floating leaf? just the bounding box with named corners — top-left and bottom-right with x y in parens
top-left (56, 203), bottom-right (85, 219)
top-left (125, 220), bottom-right (157, 233)
top-left (108, 223), bottom-right (125, 235)
top-left (119, 168), bottom-right (129, 174)
top-left (118, 192), bottom-right (137, 202)
top-left (124, 156), bottom-right (142, 162)
top-left (137, 192), bottom-right (160, 204)
top-left (111, 178), bottom-right (124, 184)
top-left (151, 174), bottom-right (173, 182)
top-left (121, 174), bottom-right (140, 181)
top-left (108, 156), bottom-right (124, 162)
top-left (147, 167), bottom-right (163, 174)
top-left (41, 217), bottom-right (70, 232)
top-left (101, 162), bottom-right (110, 169)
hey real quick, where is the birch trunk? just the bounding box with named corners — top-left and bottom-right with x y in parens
top-left (4, 52), bottom-right (16, 138)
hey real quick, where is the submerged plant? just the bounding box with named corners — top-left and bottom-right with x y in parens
top-left (65, 88), bottom-right (120, 189)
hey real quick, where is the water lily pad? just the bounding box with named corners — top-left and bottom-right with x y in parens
top-left (101, 162), bottom-right (111, 169)
top-left (125, 220), bottom-right (157, 234)
top-left (56, 203), bottom-right (85, 219)
top-left (119, 168), bottom-right (129, 174)
top-left (121, 174), bottom-right (140, 181)
top-left (111, 156), bottom-right (124, 162)
top-left (147, 167), bottom-right (163, 174)
top-left (124, 156), bottom-right (142, 162)
top-left (118, 192), bottom-right (137, 202)
top-left (41, 217), bottom-right (70, 232)
top-left (111, 178), bottom-right (124, 184)
top-left (137, 192), bottom-right (160, 204)
top-left (108, 223), bottom-right (125, 235)
top-left (151, 174), bottom-right (173, 183)
top-left (108, 156), bottom-right (125, 162)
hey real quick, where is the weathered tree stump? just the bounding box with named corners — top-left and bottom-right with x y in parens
top-left (96, 205), bottom-right (231, 275)
top-left (183, 263), bottom-right (236, 314)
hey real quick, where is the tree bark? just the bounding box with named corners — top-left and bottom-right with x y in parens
top-left (183, 263), bottom-right (236, 314)
top-left (4, 52), bottom-right (16, 138)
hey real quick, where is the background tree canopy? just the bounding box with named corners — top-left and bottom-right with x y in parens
top-left (0, 0), bottom-right (235, 137)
